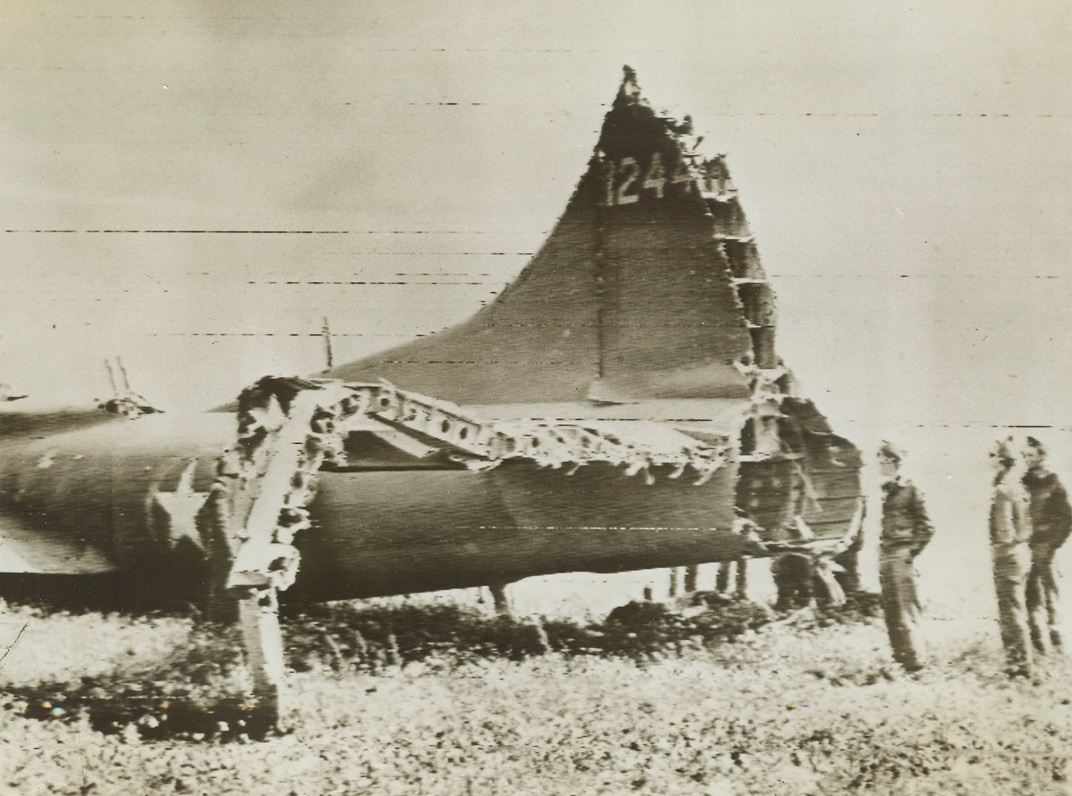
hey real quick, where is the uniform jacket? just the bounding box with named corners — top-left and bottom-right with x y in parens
top-left (880, 477), bottom-right (935, 556)
top-left (1022, 467), bottom-right (1072, 552)
top-left (990, 476), bottom-right (1033, 552)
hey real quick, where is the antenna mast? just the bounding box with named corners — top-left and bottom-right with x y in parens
top-left (322, 317), bottom-right (334, 369)
top-left (116, 356), bottom-right (133, 394)
top-left (104, 359), bottom-right (120, 399)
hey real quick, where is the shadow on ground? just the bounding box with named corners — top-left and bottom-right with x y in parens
top-left (0, 592), bottom-right (881, 741)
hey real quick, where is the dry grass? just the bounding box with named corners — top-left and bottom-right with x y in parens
top-left (0, 596), bottom-right (1069, 795)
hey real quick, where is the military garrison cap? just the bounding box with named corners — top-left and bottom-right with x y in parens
top-left (1025, 436), bottom-right (1048, 458)
top-left (877, 440), bottom-right (906, 463)
top-left (991, 436), bottom-right (1017, 464)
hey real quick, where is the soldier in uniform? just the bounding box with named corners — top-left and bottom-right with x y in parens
top-left (1021, 436), bottom-right (1071, 655)
top-left (989, 438), bottom-right (1034, 677)
top-left (832, 501), bottom-right (866, 596)
top-left (771, 466), bottom-right (816, 610)
top-left (877, 441), bottom-right (935, 672)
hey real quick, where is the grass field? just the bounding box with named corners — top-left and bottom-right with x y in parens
top-left (0, 593), bottom-right (1069, 796)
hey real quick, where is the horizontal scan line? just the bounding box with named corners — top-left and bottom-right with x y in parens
top-left (2, 229), bottom-right (349, 234)
top-left (838, 420), bottom-right (1059, 430)
top-left (245, 280), bottom-right (492, 286)
top-left (769, 274), bottom-right (1065, 279)
top-left (378, 360), bottom-right (568, 365)
top-left (477, 526), bottom-right (715, 532)
top-left (143, 332), bottom-right (419, 338)
top-left (3, 229), bottom-right (532, 235)
top-left (479, 418), bottom-right (728, 424)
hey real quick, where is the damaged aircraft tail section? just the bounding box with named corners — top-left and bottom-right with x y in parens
top-left (0, 67), bottom-right (862, 613)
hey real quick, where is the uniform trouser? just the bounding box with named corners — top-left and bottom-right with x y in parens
top-left (879, 546), bottom-right (926, 669)
top-left (992, 545), bottom-right (1032, 672)
top-left (1026, 545), bottom-right (1062, 654)
top-left (834, 546), bottom-right (862, 595)
top-left (716, 559), bottom-right (748, 598)
top-left (772, 554), bottom-right (813, 610)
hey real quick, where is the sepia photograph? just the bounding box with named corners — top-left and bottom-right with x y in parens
top-left (0, 1), bottom-right (1070, 793)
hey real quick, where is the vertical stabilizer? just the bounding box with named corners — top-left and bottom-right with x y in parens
top-left (328, 68), bottom-right (774, 405)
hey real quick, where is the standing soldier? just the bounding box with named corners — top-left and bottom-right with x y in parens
top-left (1021, 436), bottom-right (1071, 655)
top-left (771, 465), bottom-right (815, 610)
top-left (877, 441), bottom-right (935, 672)
top-left (832, 501), bottom-right (867, 596)
top-left (989, 438), bottom-right (1034, 677)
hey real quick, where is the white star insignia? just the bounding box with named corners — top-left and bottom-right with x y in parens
top-left (153, 458), bottom-right (210, 552)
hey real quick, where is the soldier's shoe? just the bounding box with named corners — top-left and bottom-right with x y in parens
top-left (1050, 632), bottom-right (1064, 653)
top-left (1005, 665), bottom-right (1033, 679)
top-left (904, 664), bottom-right (934, 682)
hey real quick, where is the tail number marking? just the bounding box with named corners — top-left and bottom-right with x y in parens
top-left (600, 152), bottom-right (694, 206)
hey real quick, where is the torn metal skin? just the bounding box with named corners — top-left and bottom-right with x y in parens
top-left (0, 68), bottom-right (865, 727)
top-left (0, 67), bottom-right (864, 607)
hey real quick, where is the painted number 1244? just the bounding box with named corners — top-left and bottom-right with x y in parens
top-left (600, 152), bottom-right (694, 206)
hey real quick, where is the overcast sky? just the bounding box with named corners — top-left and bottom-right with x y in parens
top-left (1, 0), bottom-right (1069, 431)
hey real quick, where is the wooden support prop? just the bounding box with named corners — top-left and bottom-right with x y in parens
top-left (237, 589), bottom-right (286, 733)
top-left (488, 581), bottom-right (514, 618)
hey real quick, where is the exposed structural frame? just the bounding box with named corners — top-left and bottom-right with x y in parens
top-left (200, 375), bottom-right (864, 729)
top-left (0, 68), bottom-right (866, 733)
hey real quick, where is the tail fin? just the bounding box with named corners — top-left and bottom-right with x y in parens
top-left (327, 68), bottom-right (776, 406)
